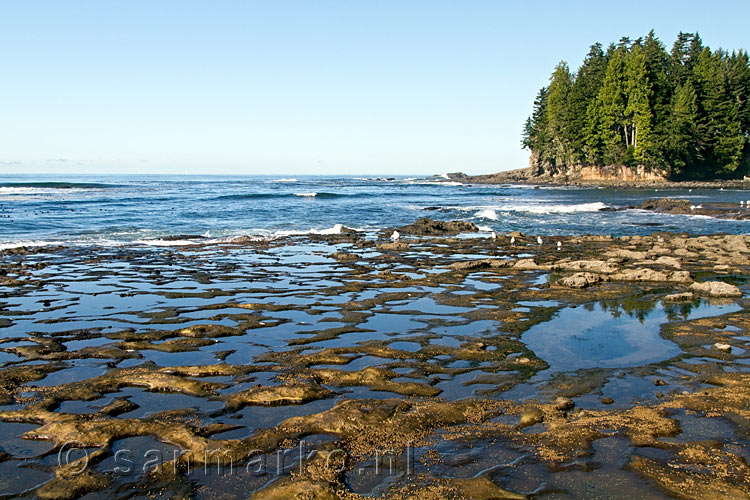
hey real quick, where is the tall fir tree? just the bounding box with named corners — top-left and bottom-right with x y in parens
top-left (666, 82), bottom-right (699, 177)
top-left (568, 44), bottom-right (607, 163)
top-left (596, 45), bottom-right (628, 164)
top-left (624, 44), bottom-right (653, 165)
top-left (545, 62), bottom-right (574, 169)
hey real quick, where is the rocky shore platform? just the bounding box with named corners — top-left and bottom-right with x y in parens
top-left (0, 220), bottom-right (749, 499)
top-left (449, 167), bottom-right (750, 190)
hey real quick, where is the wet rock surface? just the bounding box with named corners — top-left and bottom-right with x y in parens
top-left (632, 197), bottom-right (750, 220)
top-left (0, 228), bottom-right (748, 498)
top-left (395, 217), bottom-right (479, 235)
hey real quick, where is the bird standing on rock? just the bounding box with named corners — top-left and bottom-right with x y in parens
top-left (537, 236), bottom-right (543, 246)
top-left (391, 231), bottom-right (400, 241)
top-left (490, 231), bottom-right (497, 240)
top-left (510, 236), bottom-right (516, 246)
top-left (557, 241), bottom-right (561, 251)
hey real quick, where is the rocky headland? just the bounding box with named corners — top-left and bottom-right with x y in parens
top-left (447, 165), bottom-right (750, 189)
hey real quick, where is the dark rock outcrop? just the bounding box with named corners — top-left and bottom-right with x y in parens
top-left (397, 218), bottom-right (478, 236)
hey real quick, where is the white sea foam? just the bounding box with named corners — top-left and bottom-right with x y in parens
top-left (0, 187), bottom-right (63, 198)
top-left (0, 186), bottom-right (96, 196)
top-left (405, 180), bottom-right (464, 186)
top-left (273, 223), bottom-right (346, 237)
top-left (294, 192), bottom-right (318, 197)
top-left (132, 239), bottom-right (202, 247)
top-left (267, 178), bottom-right (298, 183)
top-left (317, 223), bottom-right (344, 235)
top-left (475, 209), bottom-right (499, 220)
top-left (0, 240), bottom-right (58, 250)
top-left (476, 225), bottom-right (494, 232)
top-left (503, 202), bottom-right (608, 214)
top-left (449, 202), bottom-right (607, 215)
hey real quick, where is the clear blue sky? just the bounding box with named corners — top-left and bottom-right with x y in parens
top-left (2, 0), bottom-right (749, 176)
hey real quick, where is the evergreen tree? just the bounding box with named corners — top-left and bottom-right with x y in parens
top-left (693, 48), bottom-right (744, 176)
top-left (642, 31), bottom-right (670, 165)
top-left (624, 44), bottom-right (653, 165)
top-left (521, 30), bottom-right (750, 179)
top-left (521, 87), bottom-right (549, 167)
top-left (596, 45), bottom-right (628, 164)
top-left (666, 82), bottom-right (699, 177)
top-left (568, 43), bottom-right (607, 162)
top-left (545, 61), bottom-right (574, 168)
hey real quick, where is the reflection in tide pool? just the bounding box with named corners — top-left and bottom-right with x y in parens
top-left (523, 299), bottom-right (741, 372)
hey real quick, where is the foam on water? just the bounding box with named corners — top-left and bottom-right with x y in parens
top-left (461, 202), bottom-right (608, 214)
top-left (1, 174), bottom-right (748, 247)
top-left (475, 209), bottom-right (499, 220)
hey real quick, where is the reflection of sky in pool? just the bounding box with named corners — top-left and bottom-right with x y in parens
top-left (523, 300), bottom-right (741, 372)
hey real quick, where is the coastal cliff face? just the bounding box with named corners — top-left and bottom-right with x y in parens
top-left (536, 163), bottom-right (669, 182)
top-left (525, 152), bottom-right (669, 182)
top-left (462, 158), bottom-right (671, 186)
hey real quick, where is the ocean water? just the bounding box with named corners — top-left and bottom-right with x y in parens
top-left (1, 174), bottom-right (749, 248)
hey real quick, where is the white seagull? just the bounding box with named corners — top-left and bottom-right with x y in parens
top-left (537, 236), bottom-right (543, 246)
top-left (490, 231), bottom-right (497, 240)
top-left (556, 241), bottom-right (562, 250)
top-left (510, 236), bottom-right (516, 246)
top-left (390, 230), bottom-right (400, 241)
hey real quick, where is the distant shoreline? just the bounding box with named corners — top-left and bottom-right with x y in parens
top-left (449, 168), bottom-right (750, 190)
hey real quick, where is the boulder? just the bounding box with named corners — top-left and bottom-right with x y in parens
top-left (553, 397), bottom-right (574, 411)
top-left (558, 272), bottom-right (604, 289)
top-left (518, 407), bottom-right (544, 428)
top-left (513, 258), bottom-right (545, 270)
top-left (714, 343), bottom-right (732, 353)
top-left (689, 281), bottom-right (742, 297)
